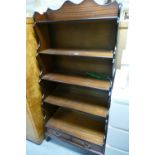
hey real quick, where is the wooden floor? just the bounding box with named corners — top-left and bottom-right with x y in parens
top-left (42, 73), bottom-right (111, 91)
top-left (39, 49), bottom-right (113, 58)
top-left (44, 86), bottom-right (108, 117)
top-left (46, 108), bottom-right (105, 145)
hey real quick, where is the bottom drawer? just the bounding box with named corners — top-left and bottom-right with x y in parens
top-left (105, 145), bottom-right (129, 155)
top-left (46, 128), bottom-right (104, 155)
top-left (47, 128), bottom-right (72, 141)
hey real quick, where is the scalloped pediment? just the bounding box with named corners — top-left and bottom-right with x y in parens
top-left (34, 0), bottom-right (119, 22)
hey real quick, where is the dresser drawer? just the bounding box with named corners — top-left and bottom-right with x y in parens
top-left (109, 101), bottom-right (129, 130)
top-left (106, 126), bottom-right (129, 151)
top-left (105, 145), bottom-right (129, 155)
top-left (46, 128), bottom-right (103, 155)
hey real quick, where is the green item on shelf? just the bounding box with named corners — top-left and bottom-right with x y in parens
top-left (86, 72), bottom-right (111, 81)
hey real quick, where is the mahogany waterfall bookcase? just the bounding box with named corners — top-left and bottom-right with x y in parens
top-left (33, 0), bottom-right (121, 154)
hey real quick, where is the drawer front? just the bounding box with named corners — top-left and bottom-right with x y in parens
top-left (46, 128), bottom-right (103, 155)
top-left (71, 137), bottom-right (103, 153)
top-left (47, 128), bottom-right (72, 141)
top-left (109, 102), bottom-right (129, 130)
top-left (106, 126), bottom-right (129, 151)
top-left (105, 145), bottom-right (129, 155)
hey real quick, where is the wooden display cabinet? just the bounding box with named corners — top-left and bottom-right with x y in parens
top-left (33, 0), bottom-right (121, 154)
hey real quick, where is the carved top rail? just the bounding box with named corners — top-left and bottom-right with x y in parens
top-left (34, 0), bottom-right (120, 23)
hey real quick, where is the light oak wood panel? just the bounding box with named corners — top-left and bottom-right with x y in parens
top-left (39, 49), bottom-right (113, 58)
top-left (46, 108), bottom-right (105, 145)
top-left (44, 86), bottom-right (108, 117)
top-left (42, 73), bottom-right (111, 91)
top-left (26, 17), bottom-right (44, 144)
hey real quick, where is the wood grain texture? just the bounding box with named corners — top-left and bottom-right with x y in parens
top-left (39, 49), bottom-right (113, 58)
top-left (46, 128), bottom-right (103, 155)
top-left (47, 0), bottom-right (118, 20)
top-left (26, 100), bottom-right (44, 144)
top-left (41, 73), bottom-right (111, 91)
top-left (34, 1), bottom-right (119, 22)
top-left (46, 108), bottom-right (105, 145)
top-left (39, 54), bottom-right (113, 77)
top-left (46, 1), bottom-right (118, 21)
top-left (34, 24), bottom-right (51, 51)
top-left (34, 20), bottom-right (117, 51)
top-left (49, 20), bottom-right (117, 50)
top-left (33, 12), bottom-right (47, 22)
top-left (41, 82), bottom-right (109, 102)
top-left (44, 85), bottom-right (108, 117)
top-left (26, 17), bottom-right (44, 143)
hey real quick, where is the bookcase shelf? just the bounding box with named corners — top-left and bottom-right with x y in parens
top-left (35, 16), bottom-right (118, 24)
top-left (39, 49), bottom-right (113, 59)
top-left (46, 108), bottom-right (105, 145)
top-left (41, 73), bottom-right (111, 91)
top-left (44, 85), bottom-right (108, 117)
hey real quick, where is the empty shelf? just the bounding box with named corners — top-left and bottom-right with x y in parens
top-left (35, 16), bottom-right (118, 24)
top-left (39, 49), bottom-right (113, 58)
top-left (41, 73), bottom-right (111, 91)
top-left (44, 87), bottom-right (108, 117)
top-left (46, 108), bottom-right (105, 145)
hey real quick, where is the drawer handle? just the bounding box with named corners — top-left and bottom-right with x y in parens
top-left (84, 143), bottom-right (91, 149)
top-left (54, 131), bottom-right (61, 137)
